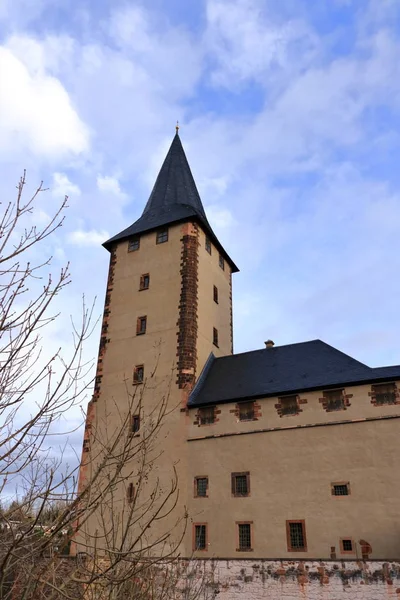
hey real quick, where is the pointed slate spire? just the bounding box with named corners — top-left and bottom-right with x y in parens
top-left (104, 132), bottom-right (238, 272)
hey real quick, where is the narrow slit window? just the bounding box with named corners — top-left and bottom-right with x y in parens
top-left (133, 365), bottom-right (144, 384)
top-left (127, 483), bottom-right (135, 504)
top-left (199, 407), bottom-right (215, 425)
top-left (232, 472), bottom-right (250, 497)
top-left (213, 285), bottom-right (218, 304)
top-left (139, 274), bottom-right (150, 290)
top-left (156, 228), bottom-right (169, 244)
top-left (219, 254), bottom-right (225, 270)
top-left (237, 523), bottom-right (252, 551)
top-left (131, 415), bottom-right (140, 434)
top-left (205, 237), bottom-right (212, 254)
top-left (136, 316), bottom-right (147, 335)
top-left (194, 477), bottom-right (208, 498)
top-left (128, 237), bottom-right (140, 252)
top-left (194, 524), bottom-right (207, 550)
top-left (213, 327), bottom-right (219, 347)
top-left (287, 521), bottom-right (307, 551)
top-left (239, 402), bottom-right (255, 421)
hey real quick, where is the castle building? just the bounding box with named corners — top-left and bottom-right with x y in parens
top-left (78, 130), bottom-right (400, 561)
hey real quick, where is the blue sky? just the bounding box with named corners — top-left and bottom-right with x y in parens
top-left (1, 0), bottom-right (400, 395)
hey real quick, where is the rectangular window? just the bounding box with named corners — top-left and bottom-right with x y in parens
top-left (232, 472), bottom-right (250, 497)
top-left (199, 407), bottom-right (215, 425)
top-left (239, 402), bottom-right (255, 421)
top-left (131, 415), bottom-right (140, 434)
top-left (136, 316), bottom-right (147, 335)
top-left (194, 477), bottom-right (208, 498)
top-left (219, 254), bottom-right (225, 270)
top-left (279, 395), bottom-right (299, 416)
top-left (140, 274), bottom-right (150, 290)
top-left (340, 538), bottom-right (354, 553)
top-left (213, 285), bottom-right (218, 304)
top-left (332, 482), bottom-right (350, 496)
top-left (213, 327), bottom-right (219, 347)
top-left (133, 365), bottom-right (144, 384)
top-left (128, 237), bottom-right (140, 252)
top-left (127, 483), bottom-right (135, 504)
top-left (194, 524), bottom-right (207, 550)
top-left (237, 523), bottom-right (252, 551)
top-left (372, 382), bottom-right (397, 405)
top-left (286, 520), bottom-right (307, 552)
top-left (205, 237), bottom-right (212, 254)
top-left (156, 228), bottom-right (169, 244)
top-left (323, 389), bottom-right (345, 411)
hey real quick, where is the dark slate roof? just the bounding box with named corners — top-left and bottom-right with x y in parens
top-left (103, 133), bottom-right (238, 272)
top-left (188, 340), bottom-right (400, 407)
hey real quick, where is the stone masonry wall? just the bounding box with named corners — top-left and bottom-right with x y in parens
top-left (191, 559), bottom-right (400, 599)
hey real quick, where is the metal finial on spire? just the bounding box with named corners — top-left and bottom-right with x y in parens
top-left (176, 120), bottom-right (179, 134)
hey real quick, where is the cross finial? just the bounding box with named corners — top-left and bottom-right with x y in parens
top-left (175, 120), bottom-right (179, 134)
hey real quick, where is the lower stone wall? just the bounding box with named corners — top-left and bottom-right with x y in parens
top-left (197, 560), bottom-right (400, 599)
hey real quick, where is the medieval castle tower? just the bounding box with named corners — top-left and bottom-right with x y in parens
top-left (77, 130), bottom-right (400, 561)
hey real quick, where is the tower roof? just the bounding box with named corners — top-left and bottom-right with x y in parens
top-left (104, 133), bottom-right (238, 272)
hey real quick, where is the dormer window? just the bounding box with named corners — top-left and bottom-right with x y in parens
top-left (156, 228), bottom-right (169, 244)
top-left (128, 237), bottom-right (140, 252)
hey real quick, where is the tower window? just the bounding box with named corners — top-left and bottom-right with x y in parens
top-left (156, 228), bottom-right (169, 244)
top-left (286, 520), bottom-right (307, 551)
top-left (128, 237), bottom-right (140, 252)
top-left (372, 382), bottom-right (397, 405)
top-left (340, 539), bottom-right (354, 553)
top-left (127, 483), bottom-right (135, 504)
top-left (131, 415), bottom-right (140, 434)
top-left (193, 524), bottom-right (207, 550)
top-left (239, 402), bottom-right (255, 421)
top-left (198, 407), bottom-right (215, 425)
top-left (213, 327), bottom-right (219, 347)
top-left (237, 523), bottom-right (252, 551)
top-left (213, 285), bottom-right (218, 304)
top-left (205, 237), bottom-right (212, 254)
top-left (323, 389), bottom-right (345, 411)
top-left (232, 472), bottom-right (250, 497)
top-left (136, 316), bottom-right (147, 335)
top-left (219, 254), bottom-right (225, 270)
top-left (139, 274), bottom-right (150, 290)
top-left (194, 477), bottom-right (208, 498)
top-left (279, 395), bottom-right (299, 416)
top-left (331, 482), bottom-right (350, 496)
top-left (133, 365), bottom-right (144, 384)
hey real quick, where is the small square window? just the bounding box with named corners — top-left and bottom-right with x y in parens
top-left (156, 228), bottom-right (169, 244)
top-left (136, 316), bottom-right (147, 335)
top-left (127, 483), bottom-right (135, 504)
top-left (232, 472), bottom-right (250, 497)
top-left (140, 274), bottom-right (150, 290)
top-left (128, 237), bottom-right (140, 252)
top-left (213, 285), bottom-right (218, 304)
top-left (219, 254), bottom-right (225, 270)
top-left (323, 389), bottom-right (345, 411)
top-left (279, 395), bottom-right (299, 416)
top-left (237, 523), bottom-right (252, 551)
top-left (205, 237), bottom-right (212, 254)
top-left (372, 382), bottom-right (397, 405)
top-left (332, 482), bottom-right (350, 496)
top-left (133, 365), bottom-right (144, 384)
top-left (341, 539), bottom-right (354, 553)
top-left (194, 524), bottom-right (207, 550)
top-left (287, 521), bottom-right (307, 551)
top-left (213, 327), bottom-right (219, 347)
top-left (238, 402), bottom-right (255, 421)
top-left (131, 415), bottom-right (140, 434)
top-left (199, 407), bottom-right (215, 425)
top-left (194, 477), bottom-right (208, 498)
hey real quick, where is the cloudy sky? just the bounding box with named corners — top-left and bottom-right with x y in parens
top-left (1, 0), bottom-right (400, 399)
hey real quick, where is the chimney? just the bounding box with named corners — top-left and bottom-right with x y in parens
top-left (265, 340), bottom-right (275, 348)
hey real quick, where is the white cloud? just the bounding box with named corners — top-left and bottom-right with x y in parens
top-left (67, 229), bottom-right (109, 247)
top-left (0, 44), bottom-right (89, 159)
top-left (53, 172), bottom-right (81, 198)
top-left (97, 175), bottom-right (126, 198)
top-left (206, 206), bottom-right (235, 229)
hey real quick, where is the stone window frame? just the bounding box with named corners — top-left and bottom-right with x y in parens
top-left (128, 236), bottom-right (140, 252)
top-left (230, 401), bottom-right (262, 422)
top-left (194, 476), bottom-right (209, 498)
top-left (127, 482), bottom-right (135, 504)
top-left (236, 522), bottom-right (253, 552)
top-left (213, 285), bottom-right (218, 304)
top-left (193, 406), bottom-right (220, 427)
top-left (319, 388), bottom-right (352, 412)
top-left (219, 254), bottom-right (225, 270)
top-left (340, 538), bottom-right (355, 554)
top-left (213, 327), bottom-right (219, 347)
top-left (286, 520), bottom-right (307, 552)
top-left (156, 228), bottom-right (169, 244)
top-left (139, 273), bottom-right (150, 291)
top-left (369, 382), bottom-right (399, 406)
top-left (275, 394), bottom-right (307, 417)
top-left (205, 237), bottom-right (212, 255)
top-left (231, 472), bottom-right (250, 497)
top-left (133, 365), bottom-right (144, 385)
top-left (136, 315), bottom-right (147, 335)
top-left (193, 523), bottom-right (208, 552)
top-left (331, 481), bottom-right (350, 497)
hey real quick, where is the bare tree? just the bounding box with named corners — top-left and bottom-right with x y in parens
top-left (0, 175), bottom-right (216, 600)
